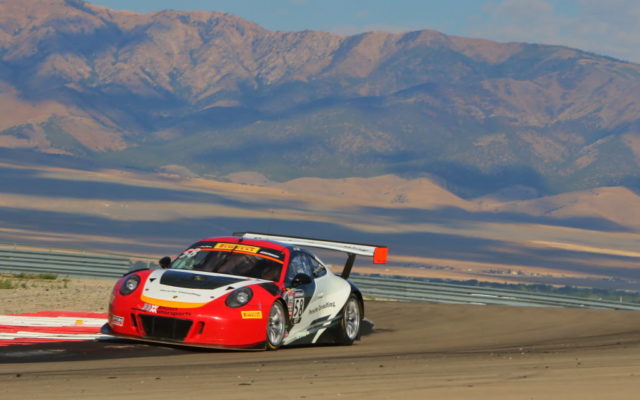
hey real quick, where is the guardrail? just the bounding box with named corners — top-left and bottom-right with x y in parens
top-left (350, 274), bottom-right (640, 311)
top-left (0, 248), bottom-right (137, 279)
top-left (1, 247), bottom-right (639, 311)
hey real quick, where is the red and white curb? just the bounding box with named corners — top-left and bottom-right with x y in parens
top-left (0, 311), bottom-right (108, 346)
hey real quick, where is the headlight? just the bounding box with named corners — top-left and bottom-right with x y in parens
top-left (225, 287), bottom-right (253, 308)
top-left (119, 275), bottom-right (141, 295)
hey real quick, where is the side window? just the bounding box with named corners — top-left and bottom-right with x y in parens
top-left (308, 256), bottom-right (326, 278)
top-left (286, 252), bottom-right (313, 285)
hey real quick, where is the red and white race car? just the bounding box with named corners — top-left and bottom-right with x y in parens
top-left (102, 232), bottom-right (387, 350)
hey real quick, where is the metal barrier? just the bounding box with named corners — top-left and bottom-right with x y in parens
top-left (0, 248), bottom-right (134, 279)
top-left (350, 275), bottom-right (640, 311)
top-left (1, 247), bottom-right (639, 311)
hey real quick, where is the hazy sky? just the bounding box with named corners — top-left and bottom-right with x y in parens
top-left (87, 0), bottom-right (640, 63)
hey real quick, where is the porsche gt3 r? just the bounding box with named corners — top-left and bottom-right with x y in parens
top-left (102, 232), bottom-right (387, 350)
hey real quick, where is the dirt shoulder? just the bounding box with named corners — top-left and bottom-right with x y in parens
top-left (0, 275), bottom-right (115, 314)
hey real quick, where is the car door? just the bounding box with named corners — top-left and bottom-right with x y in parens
top-left (305, 254), bottom-right (351, 343)
top-left (282, 251), bottom-right (316, 344)
top-left (283, 250), bottom-right (349, 345)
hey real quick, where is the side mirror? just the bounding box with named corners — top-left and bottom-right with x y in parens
top-left (291, 273), bottom-right (312, 287)
top-left (159, 256), bottom-right (171, 269)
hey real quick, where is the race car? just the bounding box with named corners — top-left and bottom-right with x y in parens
top-left (102, 232), bottom-right (387, 350)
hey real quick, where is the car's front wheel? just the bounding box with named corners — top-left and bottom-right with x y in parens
top-left (335, 294), bottom-right (362, 345)
top-left (266, 301), bottom-right (287, 350)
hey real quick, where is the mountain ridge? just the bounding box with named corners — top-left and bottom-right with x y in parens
top-left (1, 0), bottom-right (640, 196)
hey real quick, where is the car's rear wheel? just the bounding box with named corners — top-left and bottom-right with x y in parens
top-left (266, 301), bottom-right (286, 350)
top-left (335, 294), bottom-right (362, 345)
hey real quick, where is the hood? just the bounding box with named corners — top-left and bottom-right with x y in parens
top-left (139, 269), bottom-right (263, 309)
top-left (160, 269), bottom-right (246, 289)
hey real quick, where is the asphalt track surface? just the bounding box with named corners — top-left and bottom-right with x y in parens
top-left (2, 301), bottom-right (640, 399)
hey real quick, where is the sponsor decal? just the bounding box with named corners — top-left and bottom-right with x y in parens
top-left (134, 305), bottom-right (192, 317)
top-left (259, 251), bottom-right (281, 259)
top-left (159, 288), bottom-right (202, 297)
top-left (159, 311), bottom-right (192, 317)
top-left (141, 303), bottom-right (159, 313)
top-left (142, 306), bottom-right (191, 316)
top-left (236, 245), bottom-right (260, 253)
top-left (241, 310), bottom-right (263, 319)
top-left (214, 243), bottom-right (260, 253)
top-left (214, 243), bottom-right (236, 251)
top-left (308, 302), bottom-right (335, 314)
top-left (111, 314), bottom-right (125, 326)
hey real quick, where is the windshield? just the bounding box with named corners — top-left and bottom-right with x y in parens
top-left (170, 241), bottom-right (284, 282)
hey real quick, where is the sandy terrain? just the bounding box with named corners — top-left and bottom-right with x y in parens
top-left (0, 276), bottom-right (114, 314)
top-left (1, 278), bottom-right (640, 399)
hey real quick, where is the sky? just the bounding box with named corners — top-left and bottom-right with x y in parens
top-left (87, 0), bottom-right (640, 64)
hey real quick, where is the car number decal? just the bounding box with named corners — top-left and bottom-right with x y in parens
top-left (179, 248), bottom-right (200, 259)
top-left (284, 289), bottom-right (306, 324)
top-left (292, 297), bottom-right (305, 323)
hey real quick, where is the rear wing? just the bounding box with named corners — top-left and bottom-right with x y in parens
top-left (233, 232), bottom-right (387, 279)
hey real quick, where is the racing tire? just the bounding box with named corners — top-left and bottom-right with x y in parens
top-left (335, 294), bottom-right (362, 345)
top-left (266, 301), bottom-right (287, 351)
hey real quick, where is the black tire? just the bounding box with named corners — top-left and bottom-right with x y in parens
top-left (266, 301), bottom-right (287, 350)
top-left (335, 294), bottom-right (362, 345)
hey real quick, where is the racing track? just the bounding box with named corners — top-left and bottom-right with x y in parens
top-left (2, 301), bottom-right (640, 399)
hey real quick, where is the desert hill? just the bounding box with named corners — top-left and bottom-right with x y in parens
top-left (0, 0), bottom-right (640, 196)
top-left (278, 175), bottom-right (473, 210)
top-left (480, 186), bottom-right (640, 231)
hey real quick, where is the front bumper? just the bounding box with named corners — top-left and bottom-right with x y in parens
top-left (100, 323), bottom-right (266, 350)
top-left (105, 306), bottom-right (269, 350)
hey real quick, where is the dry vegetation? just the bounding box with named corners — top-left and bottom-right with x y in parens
top-left (0, 274), bottom-right (114, 314)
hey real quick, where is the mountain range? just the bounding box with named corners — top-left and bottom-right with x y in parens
top-left (1, 0), bottom-right (640, 198)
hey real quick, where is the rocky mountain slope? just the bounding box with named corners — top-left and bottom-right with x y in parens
top-left (1, 0), bottom-right (640, 196)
